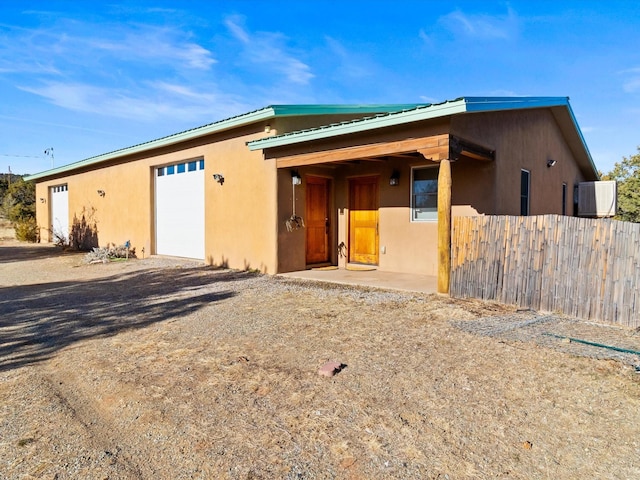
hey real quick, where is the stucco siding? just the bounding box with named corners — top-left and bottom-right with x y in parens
top-left (451, 109), bottom-right (588, 216)
top-left (33, 124), bottom-right (279, 273)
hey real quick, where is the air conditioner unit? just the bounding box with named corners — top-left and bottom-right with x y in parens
top-left (577, 180), bottom-right (617, 217)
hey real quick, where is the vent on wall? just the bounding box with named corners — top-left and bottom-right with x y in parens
top-left (577, 181), bottom-right (617, 218)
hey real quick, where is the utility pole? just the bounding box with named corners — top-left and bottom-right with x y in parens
top-left (44, 148), bottom-right (54, 168)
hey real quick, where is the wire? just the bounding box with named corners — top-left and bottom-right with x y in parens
top-left (0, 154), bottom-right (44, 158)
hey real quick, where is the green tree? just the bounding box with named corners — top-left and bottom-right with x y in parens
top-left (2, 179), bottom-right (35, 222)
top-left (601, 147), bottom-right (640, 223)
top-left (1, 179), bottom-right (38, 241)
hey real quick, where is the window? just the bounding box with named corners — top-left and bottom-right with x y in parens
top-left (412, 166), bottom-right (439, 221)
top-left (520, 169), bottom-right (530, 216)
top-left (562, 183), bottom-right (567, 215)
top-left (157, 159), bottom-right (203, 176)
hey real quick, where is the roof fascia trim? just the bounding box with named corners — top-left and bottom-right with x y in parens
top-left (24, 107), bottom-right (277, 181)
top-left (248, 97), bottom-right (573, 151)
top-left (248, 100), bottom-right (469, 150)
top-left (24, 104), bottom-right (424, 182)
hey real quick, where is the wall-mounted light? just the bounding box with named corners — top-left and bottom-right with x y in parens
top-left (389, 170), bottom-right (400, 186)
top-left (213, 173), bottom-right (225, 185)
top-left (264, 124), bottom-right (271, 133)
top-left (291, 170), bottom-right (302, 185)
top-left (547, 159), bottom-right (557, 168)
top-left (39, 197), bottom-right (46, 203)
top-left (97, 189), bottom-right (106, 197)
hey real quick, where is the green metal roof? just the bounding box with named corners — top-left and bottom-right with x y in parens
top-left (24, 103), bottom-right (424, 181)
top-left (248, 97), bottom-right (570, 149)
top-left (247, 96), bottom-right (598, 179)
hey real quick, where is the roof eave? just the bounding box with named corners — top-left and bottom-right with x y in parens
top-left (247, 99), bottom-right (469, 151)
top-left (24, 103), bottom-right (425, 182)
top-left (24, 107), bottom-right (278, 182)
top-left (247, 97), bottom-right (575, 151)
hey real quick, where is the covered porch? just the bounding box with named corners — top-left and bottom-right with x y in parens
top-left (255, 125), bottom-right (494, 294)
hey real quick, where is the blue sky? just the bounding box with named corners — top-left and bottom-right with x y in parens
top-left (1, 1), bottom-right (639, 175)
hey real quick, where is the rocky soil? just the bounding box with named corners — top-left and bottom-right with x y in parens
top-left (1, 242), bottom-right (639, 479)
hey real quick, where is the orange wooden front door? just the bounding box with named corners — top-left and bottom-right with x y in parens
top-left (349, 176), bottom-right (379, 265)
top-left (306, 176), bottom-right (331, 264)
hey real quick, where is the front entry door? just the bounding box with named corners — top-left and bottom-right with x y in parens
top-left (349, 176), bottom-right (379, 265)
top-left (306, 176), bottom-right (331, 264)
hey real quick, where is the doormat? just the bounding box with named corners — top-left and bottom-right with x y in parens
top-left (346, 265), bottom-right (377, 271)
top-left (311, 266), bottom-right (339, 271)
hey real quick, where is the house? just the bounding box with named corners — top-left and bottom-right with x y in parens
top-left (25, 97), bottom-right (598, 293)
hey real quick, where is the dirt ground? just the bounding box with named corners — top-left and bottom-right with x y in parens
top-left (1, 238), bottom-right (640, 479)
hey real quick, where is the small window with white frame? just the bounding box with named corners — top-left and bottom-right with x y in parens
top-left (411, 166), bottom-right (439, 221)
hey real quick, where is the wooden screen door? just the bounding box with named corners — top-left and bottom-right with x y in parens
top-left (349, 176), bottom-right (379, 265)
top-left (306, 176), bottom-right (331, 264)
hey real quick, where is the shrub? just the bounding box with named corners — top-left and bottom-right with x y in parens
top-left (69, 209), bottom-right (99, 251)
top-left (84, 242), bottom-right (136, 264)
top-left (14, 217), bottom-right (39, 242)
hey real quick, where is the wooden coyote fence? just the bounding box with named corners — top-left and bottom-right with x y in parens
top-left (451, 215), bottom-right (640, 327)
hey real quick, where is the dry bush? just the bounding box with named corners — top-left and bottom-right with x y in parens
top-left (13, 217), bottom-right (39, 242)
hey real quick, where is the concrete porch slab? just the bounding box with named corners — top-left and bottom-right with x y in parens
top-left (277, 267), bottom-right (438, 294)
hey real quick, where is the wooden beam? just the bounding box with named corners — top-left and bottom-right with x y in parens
top-left (275, 134), bottom-right (449, 168)
top-left (449, 136), bottom-right (494, 162)
top-left (437, 158), bottom-right (452, 294)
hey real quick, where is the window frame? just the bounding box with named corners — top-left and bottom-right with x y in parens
top-left (520, 169), bottom-right (530, 216)
top-left (411, 165), bottom-right (439, 222)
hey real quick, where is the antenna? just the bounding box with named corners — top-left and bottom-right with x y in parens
top-left (44, 148), bottom-right (54, 168)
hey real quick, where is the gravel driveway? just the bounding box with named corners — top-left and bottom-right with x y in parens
top-left (1, 243), bottom-right (639, 479)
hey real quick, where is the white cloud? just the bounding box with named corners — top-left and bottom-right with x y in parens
top-left (324, 36), bottom-right (372, 80)
top-left (224, 15), bottom-right (314, 85)
top-left (224, 15), bottom-right (250, 44)
top-left (79, 26), bottom-right (217, 70)
top-left (0, 21), bottom-right (216, 78)
top-left (616, 67), bottom-right (640, 93)
top-left (438, 7), bottom-right (519, 41)
top-left (18, 80), bottom-right (246, 122)
top-left (418, 29), bottom-right (433, 47)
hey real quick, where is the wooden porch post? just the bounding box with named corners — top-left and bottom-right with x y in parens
top-left (437, 159), bottom-right (452, 294)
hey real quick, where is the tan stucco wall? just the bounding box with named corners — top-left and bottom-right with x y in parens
top-left (276, 158), bottom-right (441, 276)
top-left (34, 123), bottom-right (280, 273)
top-left (451, 109), bottom-right (589, 216)
top-left (273, 108), bottom-right (594, 277)
top-left (33, 107), bottom-right (594, 279)
top-left (204, 127), bottom-right (278, 273)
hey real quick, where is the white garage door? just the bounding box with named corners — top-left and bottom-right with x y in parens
top-left (155, 159), bottom-right (205, 259)
top-left (50, 184), bottom-right (69, 243)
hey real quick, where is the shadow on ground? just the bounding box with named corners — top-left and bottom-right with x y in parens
top-left (0, 266), bottom-right (244, 372)
top-left (0, 245), bottom-right (70, 264)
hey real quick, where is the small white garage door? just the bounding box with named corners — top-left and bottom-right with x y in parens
top-left (155, 159), bottom-right (205, 259)
top-left (50, 184), bottom-right (69, 243)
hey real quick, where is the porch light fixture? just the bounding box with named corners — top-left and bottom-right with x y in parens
top-left (39, 197), bottom-right (46, 203)
top-left (97, 189), bottom-right (105, 197)
top-left (291, 170), bottom-right (302, 185)
top-left (213, 173), bottom-right (225, 185)
top-left (547, 159), bottom-right (557, 168)
top-left (389, 170), bottom-right (400, 186)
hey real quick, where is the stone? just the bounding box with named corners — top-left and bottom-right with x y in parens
top-left (318, 361), bottom-right (344, 377)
